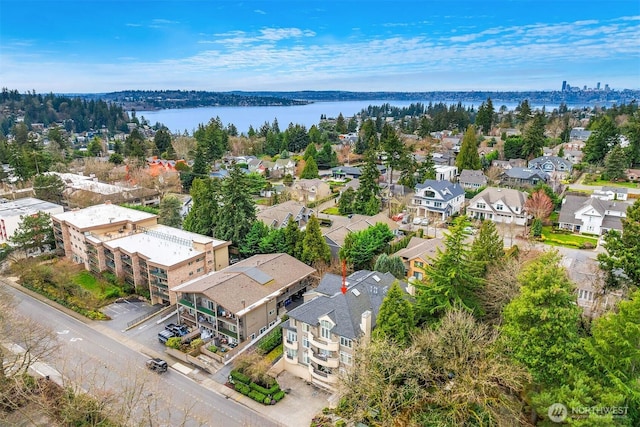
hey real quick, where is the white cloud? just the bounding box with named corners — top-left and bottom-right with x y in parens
top-left (254, 9), bottom-right (266, 15)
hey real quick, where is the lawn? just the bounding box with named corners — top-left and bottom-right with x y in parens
top-left (540, 227), bottom-right (599, 249)
top-left (583, 179), bottom-right (640, 189)
top-left (72, 270), bottom-right (121, 299)
top-left (321, 207), bottom-right (340, 215)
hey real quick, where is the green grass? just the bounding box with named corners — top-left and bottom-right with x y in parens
top-left (540, 226), bottom-right (599, 248)
top-left (321, 207), bottom-right (340, 215)
top-left (72, 271), bottom-right (120, 298)
top-left (582, 179), bottom-right (640, 189)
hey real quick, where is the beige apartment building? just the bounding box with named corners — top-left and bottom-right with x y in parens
top-left (282, 270), bottom-right (407, 391)
top-left (174, 253), bottom-right (315, 346)
top-left (52, 203), bottom-right (230, 305)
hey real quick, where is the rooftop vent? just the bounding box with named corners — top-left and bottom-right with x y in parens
top-left (351, 288), bottom-right (361, 297)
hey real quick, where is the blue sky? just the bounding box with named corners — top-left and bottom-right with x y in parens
top-left (1, 0), bottom-right (638, 93)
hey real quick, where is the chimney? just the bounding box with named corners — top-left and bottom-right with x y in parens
top-left (360, 310), bottom-right (372, 342)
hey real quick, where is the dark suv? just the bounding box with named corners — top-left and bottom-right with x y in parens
top-left (165, 323), bottom-right (189, 336)
top-left (146, 358), bottom-right (168, 373)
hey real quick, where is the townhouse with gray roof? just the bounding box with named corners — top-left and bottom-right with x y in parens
top-left (500, 167), bottom-right (549, 188)
top-left (467, 187), bottom-right (530, 226)
top-left (458, 169), bottom-right (488, 190)
top-left (558, 195), bottom-right (631, 235)
top-left (527, 155), bottom-right (573, 179)
top-left (412, 179), bottom-right (465, 221)
top-left (282, 270), bottom-right (408, 391)
top-left (256, 200), bottom-right (314, 229)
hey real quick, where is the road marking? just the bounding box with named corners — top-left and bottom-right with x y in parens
top-left (57, 330), bottom-right (69, 335)
top-left (70, 337), bottom-right (83, 342)
top-left (137, 324), bottom-right (148, 330)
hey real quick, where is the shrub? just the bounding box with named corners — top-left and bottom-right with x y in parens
top-left (230, 370), bottom-right (251, 385)
top-left (580, 242), bottom-right (596, 249)
top-left (103, 287), bottom-right (121, 299)
top-left (336, 420), bottom-right (346, 427)
top-left (264, 396), bottom-right (273, 405)
top-left (234, 382), bottom-right (251, 395)
top-left (273, 390), bottom-right (286, 402)
top-left (257, 327), bottom-right (282, 355)
top-left (248, 390), bottom-right (266, 403)
top-left (165, 337), bottom-right (182, 349)
top-left (250, 381), bottom-right (280, 396)
top-left (207, 345), bottom-right (218, 353)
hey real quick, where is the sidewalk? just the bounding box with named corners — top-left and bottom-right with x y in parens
top-left (1, 276), bottom-right (330, 427)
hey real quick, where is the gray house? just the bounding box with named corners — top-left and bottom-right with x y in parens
top-left (458, 169), bottom-right (488, 190)
top-left (500, 167), bottom-right (549, 188)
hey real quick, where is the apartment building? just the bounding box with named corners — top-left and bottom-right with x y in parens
top-left (282, 270), bottom-right (408, 391)
top-left (174, 253), bottom-right (315, 346)
top-left (0, 197), bottom-right (64, 244)
top-left (52, 202), bottom-right (230, 305)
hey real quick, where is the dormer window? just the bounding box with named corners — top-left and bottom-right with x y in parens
top-left (496, 204), bottom-right (503, 210)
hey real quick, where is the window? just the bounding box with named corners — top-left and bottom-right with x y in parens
top-left (286, 348), bottom-right (297, 360)
top-left (302, 351), bottom-right (309, 365)
top-left (477, 202), bottom-right (486, 209)
top-left (189, 272), bottom-right (194, 276)
top-left (434, 201), bottom-right (442, 207)
top-left (340, 351), bottom-right (353, 366)
top-left (340, 337), bottom-right (352, 348)
top-left (414, 261), bottom-right (424, 268)
top-left (320, 320), bottom-right (332, 339)
top-left (196, 267), bottom-right (203, 273)
top-left (286, 330), bottom-right (297, 344)
top-left (413, 271), bottom-right (423, 280)
top-left (269, 309), bottom-right (275, 316)
top-left (496, 204), bottom-right (503, 210)
top-left (303, 323), bottom-right (309, 332)
top-left (425, 190), bottom-right (435, 198)
top-left (259, 326), bottom-right (267, 334)
top-left (303, 336), bottom-right (310, 348)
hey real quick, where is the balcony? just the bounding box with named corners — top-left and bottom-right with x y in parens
top-left (153, 282), bottom-right (168, 290)
top-left (310, 351), bottom-right (339, 368)
top-left (122, 264), bottom-right (133, 275)
top-left (310, 367), bottom-right (338, 384)
top-left (179, 298), bottom-right (194, 309)
top-left (218, 327), bottom-right (238, 340)
top-left (149, 269), bottom-right (167, 279)
top-left (121, 256), bottom-right (132, 266)
top-left (284, 338), bottom-right (298, 350)
top-left (152, 290), bottom-right (169, 300)
top-left (196, 305), bottom-right (216, 317)
top-left (309, 333), bottom-right (339, 352)
top-left (105, 260), bottom-right (115, 269)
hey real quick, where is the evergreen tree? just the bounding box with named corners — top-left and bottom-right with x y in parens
top-left (373, 253), bottom-right (407, 279)
top-left (87, 137), bottom-right (103, 157)
top-left (623, 112), bottom-right (640, 165)
top-left (215, 164), bottom-right (257, 248)
top-left (339, 223), bottom-right (394, 270)
top-left (239, 221), bottom-right (270, 258)
top-left (182, 178), bottom-right (220, 236)
top-left (356, 118), bottom-right (378, 154)
top-left (303, 143), bottom-right (317, 161)
top-left (583, 116), bottom-right (619, 164)
top-left (373, 281), bottom-right (414, 346)
top-left (124, 128), bottom-right (146, 160)
top-left (456, 125), bottom-right (481, 170)
top-left (33, 173), bottom-right (65, 204)
top-left (501, 251), bottom-right (583, 387)
top-left (10, 212), bottom-right (54, 254)
top-left (300, 215), bottom-right (331, 265)
top-left (259, 227), bottom-right (287, 254)
top-left (521, 112), bottom-right (546, 160)
top-left (300, 157), bottom-right (319, 179)
top-left (353, 150), bottom-right (381, 215)
top-left (335, 113), bottom-right (348, 134)
top-left (604, 143), bottom-right (629, 181)
top-left (338, 187), bottom-right (356, 215)
top-left (315, 142), bottom-right (338, 169)
top-left (598, 199), bottom-right (640, 288)
top-left (503, 135), bottom-right (524, 160)
top-left (154, 128), bottom-right (172, 156)
top-left (158, 194), bottom-right (183, 228)
top-left (475, 98), bottom-right (494, 134)
top-left (380, 122), bottom-right (410, 186)
top-left (283, 216), bottom-right (303, 259)
top-left (469, 220), bottom-right (504, 275)
top-left (415, 216), bottom-right (484, 324)
top-left (515, 99), bottom-right (531, 125)
top-left (193, 117), bottom-right (229, 162)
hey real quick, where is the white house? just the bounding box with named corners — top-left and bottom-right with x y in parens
top-left (466, 187), bottom-right (530, 226)
top-left (412, 180), bottom-right (465, 221)
top-left (591, 186), bottom-right (628, 201)
top-left (558, 195), bottom-right (631, 235)
top-left (434, 165), bottom-right (458, 182)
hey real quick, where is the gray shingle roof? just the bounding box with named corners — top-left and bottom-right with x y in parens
top-left (287, 271), bottom-right (407, 340)
top-left (415, 179), bottom-right (464, 201)
top-left (502, 167), bottom-right (549, 180)
top-left (459, 169), bottom-right (488, 186)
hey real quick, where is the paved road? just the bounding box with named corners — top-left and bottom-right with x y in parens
top-left (568, 182), bottom-right (640, 194)
top-left (3, 282), bottom-right (279, 427)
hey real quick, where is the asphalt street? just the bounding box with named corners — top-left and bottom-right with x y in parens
top-left (2, 281), bottom-right (280, 427)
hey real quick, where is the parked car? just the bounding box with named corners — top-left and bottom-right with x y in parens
top-left (464, 226), bottom-right (477, 235)
top-left (420, 218), bottom-right (430, 226)
top-left (165, 323), bottom-right (189, 336)
top-left (413, 217), bottom-right (422, 225)
top-left (146, 358), bottom-right (168, 373)
top-left (158, 329), bottom-right (175, 344)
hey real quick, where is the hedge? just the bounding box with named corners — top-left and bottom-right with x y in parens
top-left (264, 396), bottom-right (273, 405)
top-left (234, 382), bottom-right (251, 395)
top-left (273, 390), bottom-right (286, 402)
top-left (230, 370), bottom-right (251, 385)
top-left (250, 382), bottom-right (280, 396)
top-left (248, 390), bottom-right (266, 403)
top-left (257, 327), bottom-right (282, 355)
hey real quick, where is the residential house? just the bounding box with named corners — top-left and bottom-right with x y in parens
top-left (256, 200), bottom-right (314, 229)
top-left (491, 158), bottom-right (527, 170)
top-left (412, 179), bottom-right (465, 221)
top-left (282, 270), bottom-right (409, 391)
top-left (567, 256), bottom-right (622, 318)
top-left (0, 197), bottom-right (64, 245)
top-left (331, 165), bottom-right (387, 180)
top-left (52, 203), bottom-right (230, 305)
top-left (247, 158), bottom-right (265, 174)
top-left (290, 179), bottom-right (332, 203)
top-left (500, 167), bottom-right (549, 188)
top-left (458, 169), bottom-right (488, 190)
top-left (563, 150), bottom-right (584, 165)
top-left (273, 158), bottom-right (296, 178)
top-left (435, 165), bottom-right (458, 182)
top-left (528, 155), bottom-right (573, 179)
top-left (592, 186), bottom-right (628, 201)
top-left (467, 187), bottom-right (530, 226)
top-left (569, 127), bottom-right (592, 141)
top-left (431, 151), bottom-right (456, 166)
top-left (626, 168), bottom-right (640, 182)
top-left (174, 253), bottom-right (315, 346)
top-left (394, 237), bottom-right (445, 281)
top-left (558, 195), bottom-right (632, 235)
top-left (322, 212), bottom-right (399, 259)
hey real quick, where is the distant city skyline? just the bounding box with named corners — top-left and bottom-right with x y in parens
top-left (1, 0), bottom-right (638, 94)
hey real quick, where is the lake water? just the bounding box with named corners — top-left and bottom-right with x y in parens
top-left (135, 99), bottom-right (574, 135)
